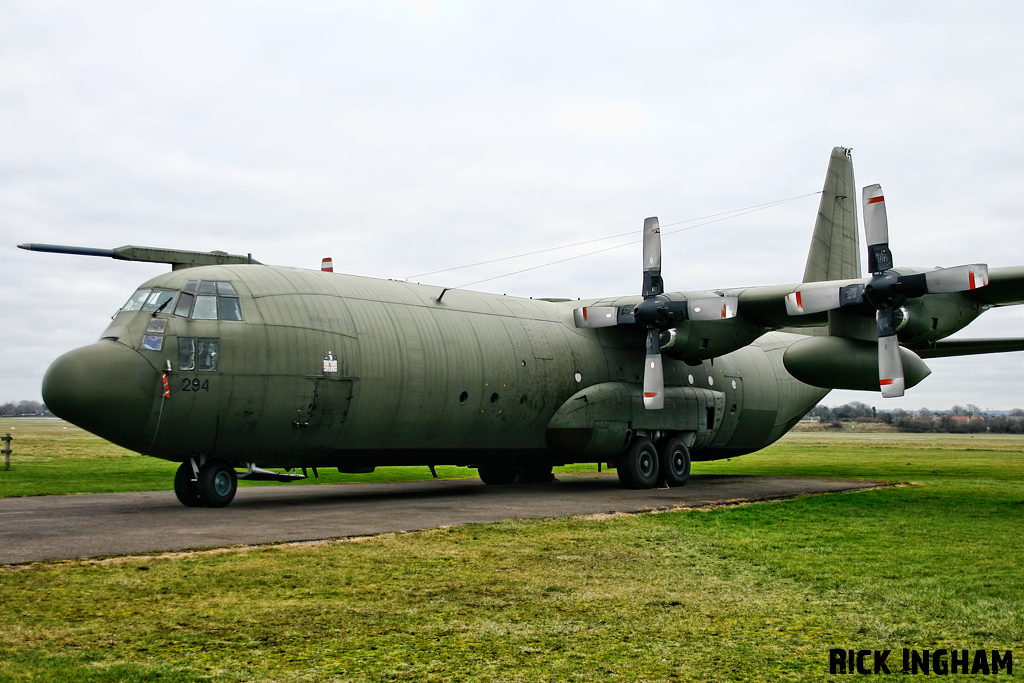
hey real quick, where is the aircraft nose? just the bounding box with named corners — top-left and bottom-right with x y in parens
top-left (43, 341), bottom-right (159, 450)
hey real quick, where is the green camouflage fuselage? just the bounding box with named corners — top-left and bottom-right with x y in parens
top-left (43, 264), bottom-right (828, 470)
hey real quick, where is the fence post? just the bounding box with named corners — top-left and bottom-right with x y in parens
top-left (1, 433), bottom-right (11, 471)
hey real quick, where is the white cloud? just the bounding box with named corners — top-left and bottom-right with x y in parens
top-left (552, 103), bottom-right (651, 136)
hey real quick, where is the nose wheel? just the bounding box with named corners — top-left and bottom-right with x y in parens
top-left (173, 458), bottom-right (238, 508)
top-left (173, 461), bottom-right (204, 507)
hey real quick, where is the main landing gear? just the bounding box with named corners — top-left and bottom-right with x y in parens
top-left (174, 458), bottom-right (238, 508)
top-left (616, 434), bottom-right (691, 489)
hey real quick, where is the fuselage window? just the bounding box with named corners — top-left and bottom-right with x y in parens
top-left (178, 337), bottom-right (219, 371)
top-left (179, 337), bottom-right (196, 371)
top-left (197, 338), bottom-right (219, 371)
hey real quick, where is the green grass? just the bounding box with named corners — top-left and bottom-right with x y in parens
top-left (0, 422), bottom-right (1021, 681)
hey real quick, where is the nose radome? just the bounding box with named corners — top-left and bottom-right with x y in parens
top-left (43, 341), bottom-right (159, 450)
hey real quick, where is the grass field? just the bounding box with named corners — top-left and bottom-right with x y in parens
top-left (0, 419), bottom-right (1021, 681)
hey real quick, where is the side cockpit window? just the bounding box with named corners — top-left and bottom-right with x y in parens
top-left (178, 337), bottom-right (219, 371)
top-left (172, 280), bottom-right (243, 321)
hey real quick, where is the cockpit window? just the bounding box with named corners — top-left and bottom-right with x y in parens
top-left (121, 289), bottom-right (177, 313)
top-left (192, 296), bottom-right (218, 320)
top-left (122, 290), bottom-right (150, 312)
top-left (173, 292), bottom-right (194, 317)
top-left (179, 337), bottom-right (218, 371)
top-left (171, 281), bottom-right (242, 321)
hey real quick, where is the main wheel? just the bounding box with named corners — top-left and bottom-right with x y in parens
top-left (617, 437), bottom-right (660, 489)
top-left (477, 463), bottom-right (519, 485)
top-left (173, 461), bottom-right (204, 507)
top-left (658, 436), bottom-right (691, 487)
top-left (196, 458), bottom-right (238, 508)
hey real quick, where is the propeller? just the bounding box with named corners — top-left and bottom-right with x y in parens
top-left (574, 217), bottom-right (738, 410)
top-left (785, 183), bottom-right (989, 397)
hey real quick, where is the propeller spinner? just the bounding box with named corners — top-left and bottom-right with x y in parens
top-left (574, 217), bottom-right (738, 410)
top-left (785, 183), bottom-right (989, 397)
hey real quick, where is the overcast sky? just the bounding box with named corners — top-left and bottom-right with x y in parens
top-left (3, 0), bottom-right (1024, 411)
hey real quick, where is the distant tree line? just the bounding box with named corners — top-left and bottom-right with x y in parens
top-left (807, 401), bottom-right (1024, 434)
top-left (0, 401), bottom-right (52, 417)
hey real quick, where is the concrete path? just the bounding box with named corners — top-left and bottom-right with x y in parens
top-left (0, 473), bottom-right (891, 564)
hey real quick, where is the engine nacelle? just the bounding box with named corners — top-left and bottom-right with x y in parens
top-left (659, 318), bottom-right (763, 365)
top-left (782, 336), bottom-right (931, 391)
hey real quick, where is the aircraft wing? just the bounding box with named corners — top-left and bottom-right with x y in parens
top-left (914, 337), bottom-right (1024, 358)
top-left (967, 266), bottom-right (1024, 307)
top-left (731, 283), bottom-right (831, 329)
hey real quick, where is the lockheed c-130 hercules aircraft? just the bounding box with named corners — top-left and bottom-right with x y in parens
top-left (20, 147), bottom-right (1024, 508)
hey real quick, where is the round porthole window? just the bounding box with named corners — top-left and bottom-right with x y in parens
top-left (574, 371), bottom-right (582, 383)
top-left (459, 391), bottom-right (469, 404)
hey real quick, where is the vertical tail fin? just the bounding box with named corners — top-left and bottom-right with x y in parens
top-left (802, 147), bottom-right (861, 283)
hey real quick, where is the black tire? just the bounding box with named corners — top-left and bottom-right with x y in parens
top-left (173, 461), bottom-right (204, 507)
top-left (658, 436), bottom-right (691, 487)
top-left (617, 437), bottom-right (659, 489)
top-left (196, 458), bottom-right (238, 508)
top-left (519, 464), bottom-right (554, 484)
top-left (477, 463), bottom-right (519, 485)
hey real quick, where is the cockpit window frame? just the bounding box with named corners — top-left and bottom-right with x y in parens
top-left (121, 288), bottom-right (178, 314)
top-left (168, 280), bottom-right (243, 321)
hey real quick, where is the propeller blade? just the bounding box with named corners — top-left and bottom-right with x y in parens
top-left (573, 306), bottom-right (620, 328)
top-left (643, 328), bottom-right (664, 410)
top-left (785, 284), bottom-right (865, 315)
top-left (641, 217), bottom-right (663, 298)
top-left (877, 308), bottom-right (905, 397)
top-left (863, 183), bottom-right (893, 273)
top-left (688, 296), bottom-right (739, 320)
top-left (924, 264), bottom-right (990, 293)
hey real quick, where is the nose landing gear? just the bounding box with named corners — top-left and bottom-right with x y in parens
top-left (173, 458), bottom-right (238, 508)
